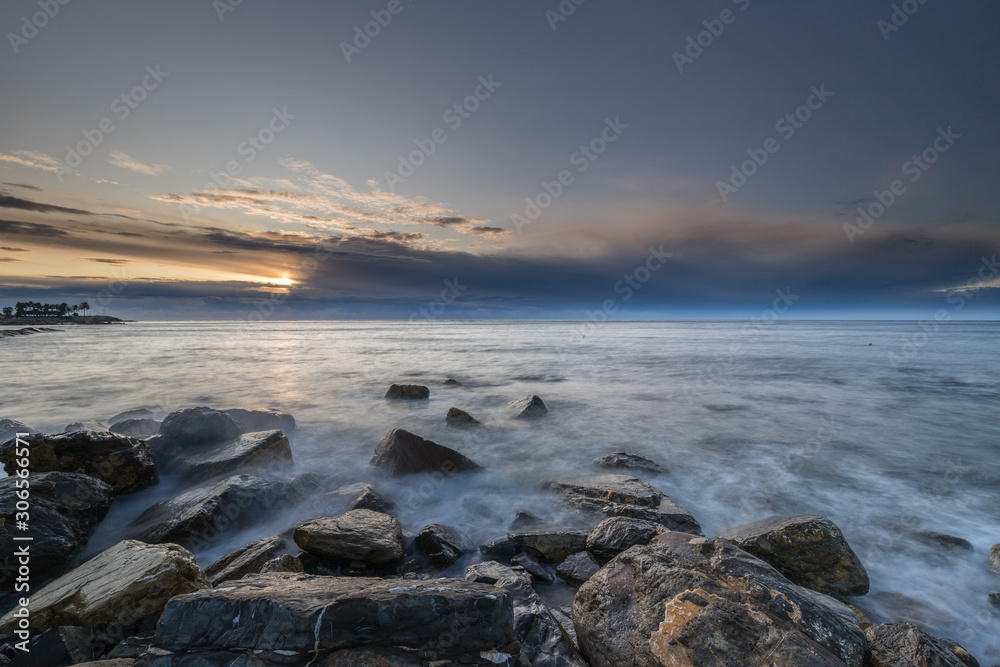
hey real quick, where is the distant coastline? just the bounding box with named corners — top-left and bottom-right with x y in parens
top-left (0, 315), bottom-right (129, 326)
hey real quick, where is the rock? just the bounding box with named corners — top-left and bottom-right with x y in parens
top-left (573, 532), bottom-right (867, 666)
top-left (0, 540), bottom-right (207, 632)
top-left (259, 554), bottom-right (303, 575)
top-left (989, 544), bottom-right (1000, 574)
top-left (158, 407), bottom-right (241, 445)
top-left (556, 551), bottom-right (599, 587)
top-left (446, 407), bottom-right (481, 426)
top-left (0, 472), bottom-right (113, 583)
top-left (549, 606), bottom-right (580, 655)
top-left (465, 561), bottom-right (527, 585)
top-left (70, 661), bottom-right (134, 667)
top-left (864, 623), bottom-right (979, 667)
top-left (174, 429), bottom-right (293, 481)
top-left (415, 524), bottom-right (474, 567)
top-left (349, 485), bottom-right (397, 514)
top-left (508, 394), bottom-right (547, 419)
top-left (384, 384), bottom-right (429, 399)
top-left (480, 530), bottom-right (589, 564)
top-left (370, 428), bottom-right (482, 476)
top-left (5, 625), bottom-right (111, 666)
top-left (137, 573), bottom-right (517, 665)
top-left (545, 474), bottom-right (702, 534)
top-left (443, 378), bottom-right (461, 386)
top-left (0, 431), bottom-right (157, 495)
top-left (204, 535), bottom-right (286, 585)
top-left (512, 552), bottom-right (555, 584)
top-left (717, 514), bottom-right (870, 596)
top-left (128, 473), bottom-right (319, 550)
top-left (107, 635), bottom-right (153, 658)
top-left (592, 451), bottom-right (665, 475)
top-left (586, 516), bottom-right (665, 565)
top-left (108, 408), bottom-right (155, 425)
top-left (294, 510), bottom-right (404, 566)
top-left (65, 420), bottom-right (109, 432)
top-left (510, 510), bottom-right (542, 530)
top-left (223, 407), bottom-right (296, 433)
top-left (990, 592), bottom-right (1000, 609)
top-left (912, 530), bottom-right (974, 551)
top-left (109, 418), bottom-right (160, 438)
top-left (480, 535), bottom-right (522, 563)
top-left (494, 574), bottom-right (586, 666)
top-left (0, 419), bottom-right (36, 442)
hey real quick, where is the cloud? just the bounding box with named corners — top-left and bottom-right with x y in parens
top-left (0, 182), bottom-right (41, 191)
top-left (86, 258), bottom-right (131, 264)
top-left (107, 150), bottom-right (169, 176)
top-left (0, 150), bottom-right (63, 173)
top-left (0, 257), bottom-right (23, 263)
top-left (0, 219), bottom-right (73, 238)
top-left (0, 246), bottom-right (29, 252)
top-left (0, 194), bottom-right (92, 216)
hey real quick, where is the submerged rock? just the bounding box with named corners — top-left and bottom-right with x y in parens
top-left (223, 407), bottom-right (296, 433)
top-left (415, 523), bottom-right (474, 567)
top-left (109, 418), bottom-right (160, 438)
top-left (864, 623), bottom-right (979, 667)
top-left (545, 474), bottom-right (702, 534)
top-left (0, 431), bottom-right (157, 495)
top-left (556, 551), bottom-right (599, 587)
top-left (443, 378), bottom-right (462, 386)
top-left (592, 451), bottom-right (666, 475)
top-left (370, 428), bottom-right (482, 476)
top-left (0, 540), bottom-right (208, 633)
top-left (329, 482), bottom-right (397, 515)
top-left (138, 573), bottom-right (516, 665)
top-left (158, 406), bottom-right (241, 445)
top-left (0, 472), bottom-right (113, 583)
top-left (717, 514), bottom-right (870, 596)
top-left (174, 429), bottom-right (293, 481)
top-left (586, 516), bottom-right (666, 565)
top-left (572, 532), bottom-right (867, 666)
top-left (0, 418), bottom-right (37, 442)
top-left (510, 509), bottom-right (543, 530)
top-left (508, 394), bottom-right (548, 419)
top-left (990, 544), bottom-right (1000, 574)
top-left (384, 384), bottom-right (430, 399)
top-left (912, 530), bottom-right (974, 552)
top-left (108, 408), bottom-right (155, 425)
top-left (294, 509), bottom-right (404, 566)
top-left (446, 407), bottom-right (481, 426)
top-left (204, 534), bottom-right (286, 585)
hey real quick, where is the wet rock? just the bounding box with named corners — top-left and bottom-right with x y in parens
top-left (109, 418), bottom-right (160, 438)
top-left (465, 560), bottom-right (526, 585)
top-left (586, 516), bottom-right (666, 565)
top-left (494, 574), bottom-right (586, 666)
top-left (593, 451), bottom-right (665, 475)
top-left (107, 635), bottom-right (153, 658)
top-left (204, 534), bottom-right (286, 585)
top-left (349, 485), bottom-right (397, 514)
top-left (259, 554), bottom-right (303, 575)
top-left (223, 407), bottom-right (296, 433)
top-left (443, 378), bottom-right (461, 386)
top-left (989, 592), bottom-right (1000, 609)
top-left (370, 428), bottom-right (482, 476)
top-left (545, 474), bottom-right (702, 535)
top-left (384, 384), bottom-right (429, 399)
top-left (912, 530), bottom-right (974, 552)
top-left (989, 544), bottom-right (1000, 574)
top-left (508, 394), bottom-right (547, 419)
top-left (573, 532), bottom-right (867, 667)
top-left (65, 420), bottom-right (109, 432)
top-left (0, 472), bottom-right (113, 583)
top-left (0, 540), bottom-right (207, 632)
top-left (556, 551), bottom-right (599, 587)
top-left (510, 510), bottom-right (542, 530)
top-left (0, 419), bottom-right (37, 442)
top-left (864, 623), bottom-right (978, 667)
top-left (863, 591), bottom-right (953, 628)
top-left (717, 514), bottom-right (870, 596)
top-left (415, 524), bottom-right (474, 567)
top-left (174, 429), bottom-right (293, 482)
top-left (128, 473), bottom-right (319, 550)
top-left (6, 626), bottom-right (98, 666)
top-left (512, 552), bottom-right (555, 584)
top-left (480, 530), bottom-right (589, 565)
top-left (108, 408), bottom-right (155, 426)
top-left (0, 431), bottom-right (157, 495)
top-left (446, 407), bottom-right (481, 426)
top-left (158, 407), bottom-right (241, 445)
top-left (136, 573), bottom-right (517, 665)
top-left (294, 510), bottom-right (404, 566)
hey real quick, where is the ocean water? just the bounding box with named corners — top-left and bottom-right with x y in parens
top-left (2, 320), bottom-right (999, 658)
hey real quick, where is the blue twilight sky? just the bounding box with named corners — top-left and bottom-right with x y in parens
top-left (0, 0), bottom-right (998, 319)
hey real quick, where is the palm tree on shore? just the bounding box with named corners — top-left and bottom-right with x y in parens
top-left (80, 301), bottom-right (90, 316)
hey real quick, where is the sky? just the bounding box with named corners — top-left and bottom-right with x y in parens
top-left (0, 0), bottom-right (998, 320)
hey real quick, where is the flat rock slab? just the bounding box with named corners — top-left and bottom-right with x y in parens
top-left (295, 509), bottom-right (404, 565)
top-left (174, 429), bottom-right (293, 481)
top-left (204, 534), bottom-right (287, 585)
top-left (139, 573), bottom-right (516, 665)
top-left (384, 384), bottom-right (430, 399)
top-left (0, 540), bottom-right (207, 633)
top-left (717, 514), bottom-right (870, 596)
top-left (370, 428), bottom-right (482, 476)
top-left (0, 431), bottom-right (157, 495)
top-left (573, 532), bottom-right (867, 666)
top-left (223, 407), bottom-right (296, 433)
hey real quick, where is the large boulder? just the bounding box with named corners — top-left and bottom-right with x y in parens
top-left (384, 384), bottom-right (430, 399)
top-left (593, 452), bottom-right (665, 475)
top-left (0, 540), bottom-right (208, 632)
top-left (509, 394), bottom-right (547, 419)
top-left (0, 431), bottom-right (157, 495)
top-left (109, 418), bottom-right (160, 438)
top-left (0, 419), bottom-right (37, 442)
top-left (545, 474), bottom-right (702, 534)
top-left (294, 510), bottom-right (404, 566)
top-left (572, 532), bottom-right (868, 666)
top-left (864, 623), bottom-right (979, 667)
top-left (0, 472), bottom-right (113, 583)
top-left (173, 429), bottom-right (293, 481)
top-left (135, 573), bottom-right (517, 665)
top-left (495, 574), bottom-right (587, 666)
top-left (204, 534), bottom-right (287, 585)
top-left (415, 524), bottom-right (474, 567)
top-left (128, 473), bottom-right (319, 551)
top-left (370, 428), bottom-right (482, 476)
top-left (586, 516), bottom-right (666, 565)
top-left (158, 407), bottom-right (241, 445)
top-left (717, 514), bottom-right (870, 596)
top-left (223, 407), bottom-right (296, 433)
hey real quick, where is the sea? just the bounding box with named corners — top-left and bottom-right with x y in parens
top-left (2, 320), bottom-right (998, 658)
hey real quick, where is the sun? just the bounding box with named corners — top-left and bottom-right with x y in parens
top-left (273, 277), bottom-right (295, 286)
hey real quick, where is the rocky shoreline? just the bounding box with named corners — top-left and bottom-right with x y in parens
top-left (0, 386), bottom-right (992, 666)
top-left (0, 316), bottom-right (128, 327)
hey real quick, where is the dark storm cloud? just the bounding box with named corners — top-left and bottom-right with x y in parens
top-left (0, 194), bottom-right (92, 216)
top-left (0, 219), bottom-right (72, 238)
